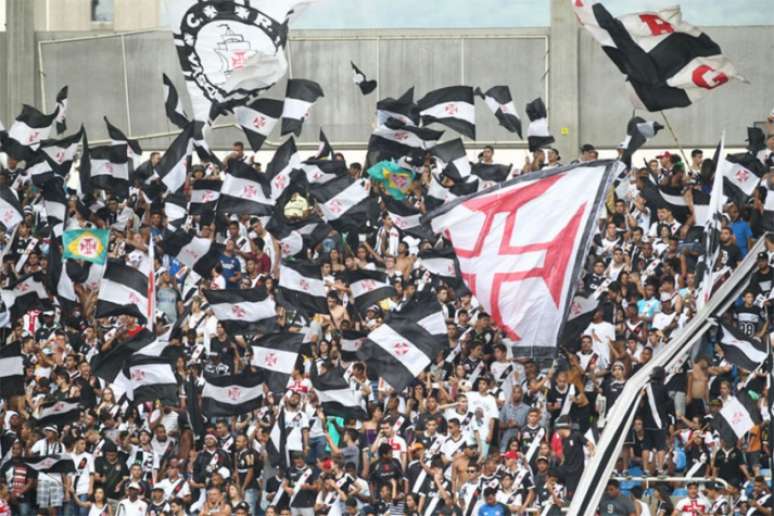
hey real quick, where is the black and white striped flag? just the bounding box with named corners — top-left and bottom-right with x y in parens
top-left (696, 135), bottom-right (727, 310)
top-left (46, 242), bottom-right (77, 313)
top-left (4, 104), bottom-right (59, 160)
top-left (202, 372), bottom-right (264, 417)
top-left (203, 287), bottom-right (276, 335)
top-left (41, 177), bottom-right (67, 238)
top-left (377, 87), bottom-right (419, 127)
top-left (525, 97), bottom-right (554, 152)
top-left (471, 162), bottom-right (512, 183)
top-left (251, 333), bottom-right (303, 393)
top-left (277, 260), bottom-right (328, 318)
top-left (164, 192), bottom-right (188, 231)
top-left (218, 160), bottom-right (273, 216)
top-left (0, 342), bottom-right (25, 397)
top-left (367, 118), bottom-right (443, 165)
top-left (33, 398), bottom-right (82, 428)
top-left (720, 152), bottom-right (766, 207)
top-left (713, 391), bottom-right (760, 441)
top-left (235, 98), bottom-right (283, 152)
top-left (718, 323), bottom-right (767, 371)
top-left (360, 297), bottom-right (447, 390)
top-left (0, 185), bottom-right (24, 231)
top-left (265, 216), bottom-right (305, 258)
top-left (115, 355), bottom-right (178, 406)
top-left (310, 176), bottom-right (376, 233)
top-left (162, 73), bottom-right (189, 130)
top-left (351, 62), bottom-right (377, 95)
top-left (621, 117), bottom-right (663, 167)
top-left (342, 269), bottom-right (396, 316)
top-left (313, 129), bottom-right (334, 160)
top-left (54, 86), bottom-right (68, 134)
top-left (89, 144), bottom-right (130, 199)
top-left (418, 244), bottom-right (469, 296)
top-left (339, 330), bottom-right (367, 363)
top-left (25, 455), bottom-right (75, 474)
top-left (25, 153), bottom-right (57, 188)
top-left (382, 196), bottom-right (433, 241)
top-left (162, 230), bottom-right (221, 278)
top-left (104, 117), bottom-right (142, 159)
top-left (95, 260), bottom-right (151, 323)
top-left (157, 122), bottom-right (194, 194)
top-left (475, 85), bottom-right (522, 137)
top-left (431, 139), bottom-right (471, 182)
top-left (266, 137), bottom-right (303, 200)
top-left (40, 126), bottom-right (83, 178)
top-left (281, 79), bottom-right (325, 137)
top-left (311, 364), bottom-right (367, 420)
top-left (90, 328), bottom-right (158, 382)
top-left (417, 86), bottom-right (476, 139)
top-left (1, 272), bottom-right (52, 320)
top-left (301, 158), bottom-right (348, 186)
top-left (188, 178), bottom-right (222, 215)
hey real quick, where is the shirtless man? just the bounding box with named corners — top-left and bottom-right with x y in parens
top-left (395, 242), bottom-right (415, 279)
top-left (686, 357), bottom-right (709, 421)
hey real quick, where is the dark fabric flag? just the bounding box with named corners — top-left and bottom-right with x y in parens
top-left (0, 342), bottom-right (25, 397)
top-left (475, 85), bottom-right (522, 137)
top-left (377, 87), bottom-right (419, 127)
top-left (157, 122), bottom-right (194, 194)
top-left (40, 126), bottom-right (83, 179)
top-left (0, 185), bottom-right (24, 231)
top-left (342, 269), bottom-right (396, 315)
top-left (417, 86), bottom-right (476, 139)
top-left (367, 118), bottom-right (443, 166)
top-left (525, 97), bottom-right (554, 152)
top-left (351, 62), bottom-right (377, 95)
top-left (218, 160), bottom-right (274, 216)
top-left (234, 98), bottom-right (283, 152)
top-left (1, 272), bottom-right (52, 321)
top-left (621, 116), bottom-right (664, 167)
top-left (310, 176), bottom-right (376, 233)
top-left (95, 260), bottom-right (151, 323)
top-left (90, 328), bottom-right (157, 382)
top-left (4, 104), bottom-right (59, 160)
top-left (89, 144), bottom-right (130, 199)
top-left (311, 364), bottom-right (367, 420)
top-left (202, 372), bottom-right (265, 417)
top-left (162, 73), bottom-right (189, 130)
top-left (33, 398), bottom-right (82, 428)
top-left (718, 323), bottom-right (767, 371)
top-left (313, 129), bottom-right (334, 160)
top-left (431, 139), bottom-right (471, 182)
top-left (382, 196), bottom-right (434, 241)
top-left (54, 86), bottom-right (68, 134)
top-left (281, 79), bottom-right (325, 137)
top-left (188, 178), bottom-right (222, 215)
top-left (277, 260), bottom-right (328, 318)
top-left (573, 2), bottom-right (744, 111)
top-left (41, 177), bottom-right (68, 238)
top-left (162, 230), bottom-right (221, 278)
top-left (471, 162), bottom-right (512, 183)
top-left (202, 288), bottom-right (277, 335)
top-left (251, 333), bottom-right (303, 393)
top-left (25, 456), bottom-right (76, 474)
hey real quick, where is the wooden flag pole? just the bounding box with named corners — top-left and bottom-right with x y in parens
top-left (659, 111), bottom-right (692, 168)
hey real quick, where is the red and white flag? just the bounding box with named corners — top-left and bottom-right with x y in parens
top-left (429, 161), bottom-right (620, 354)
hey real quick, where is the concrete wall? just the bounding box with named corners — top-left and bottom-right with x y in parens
top-left (35, 28), bottom-right (548, 151)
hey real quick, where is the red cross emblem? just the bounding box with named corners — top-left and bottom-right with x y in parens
top-left (392, 217), bottom-right (407, 229)
top-left (264, 352), bottom-right (278, 367)
top-left (444, 103), bottom-right (459, 116)
top-left (16, 282), bottom-right (29, 293)
top-left (298, 279), bottom-right (310, 291)
top-left (393, 131), bottom-right (409, 142)
top-left (242, 185), bottom-right (257, 199)
top-left (200, 190), bottom-right (216, 203)
top-left (359, 279), bottom-right (377, 292)
top-left (499, 103), bottom-right (512, 114)
top-left (226, 386), bottom-right (242, 401)
top-left (273, 175), bottom-right (287, 191)
top-left (730, 410), bottom-right (745, 425)
top-left (101, 163), bottom-right (113, 174)
top-left (231, 305), bottom-right (247, 319)
top-left (1, 209), bottom-right (13, 224)
top-left (453, 175), bottom-right (584, 340)
top-left (128, 292), bottom-right (142, 304)
top-left (53, 402), bottom-right (65, 411)
top-left (569, 301), bottom-right (583, 318)
top-left (328, 199), bottom-right (344, 215)
top-left (79, 237), bottom-right (97, 255)
top-left (131, 369), bottom-right (145, 381)
top-left (280, 241), bottom-right (292, 255)
top-left (447, 263), bottom-right (455, 276)
top-left (27, 131), bottom-right (40, 144)
top-left (393, 341), bottom-right (410, 356)
top-left (735, 168), bottom-right (750, 184)
top-left (253, 115), bottom-right (266, 129)
top-left (311, 169), bottom-right (323, 182)
top-left (353, 338), bottom-right (365, 349)
top-left (55, 150), bottom-right (65, 163)
top-left (230, 50), bottom-right (248, 70)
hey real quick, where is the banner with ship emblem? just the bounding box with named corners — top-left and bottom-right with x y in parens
top-left (169, 0), bottom-right (317, 123)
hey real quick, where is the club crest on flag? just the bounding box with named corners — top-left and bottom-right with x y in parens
top-left (131, 369), bottom-right (145, 381)
top-left (231, 305), bottom-right (247, 319)
top-left (264, 352), bottom-right (278, 367)
top-left (63, 229), bottom-right (110, 265)
top-left (393, 341), bottom-right (410, 356)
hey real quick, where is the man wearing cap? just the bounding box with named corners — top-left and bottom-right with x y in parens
top-left (554, 415), bottom-right (588, 497)
top-left (598, 479), bottom-right (635, 516)
top-left (704, 481), bottom-right (730, 514)
top-left (94, 439), bottom-right (128, 508)
top-left (155, 457), bottom-right (191, 506)
top-left (750, 251), bottom-right (774, 297)
top-left (579, 144), bottom-right (597, 163)
top-left (191, 433), bottom-right (231, 498)
top-left (115, 482), bottom-right (148, 516)
top-left (31, 425), bottom-right (66, 515)
top-left (147, 485), bottom-right (169, 516)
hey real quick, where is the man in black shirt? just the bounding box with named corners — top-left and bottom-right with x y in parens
top-left (719, 227), bottom-right (742, 269)
top-left (235, 433), bottom-right (261, 514)
top-left (750, 252), bottom-right (774, 296)
top-left (93, 440), bottom-right (128, 504)
top-left (554, 416), bottom-right (587, 497)
top-left (283, 451), bottom-right (319, 515)
top-left (369, 443), bottom-right (404, 500)
top-left (712, 439), bottom-right (749, 488)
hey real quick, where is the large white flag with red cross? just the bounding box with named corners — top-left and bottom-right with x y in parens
top-left (429, 161), bottom-right (621, 356)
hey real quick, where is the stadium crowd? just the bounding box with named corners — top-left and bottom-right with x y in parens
top-left (0, 112), bottom-right (773, 516)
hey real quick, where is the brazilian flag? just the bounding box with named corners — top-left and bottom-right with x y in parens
top-left (367, 160), bottom-right (415, 201)
top-left (63, 228), bottom-right (110, 265)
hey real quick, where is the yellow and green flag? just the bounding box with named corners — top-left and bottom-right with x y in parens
top-left (367, 161), bottom-right (415, 201)
top-left (63, 228), bottom-right (110, 264)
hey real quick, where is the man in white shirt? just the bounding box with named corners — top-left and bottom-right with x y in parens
top-left (116, 482), bottom-right (148, 516)
top-left (282, 392), bottom-right (310, 457)
top-left (31, 426), bottom-right (65, 514)
top-left (466, 378), bottom-right (499, 456)
top-left (154, 458), bottom-right (191, 505)
top-left (69, 436), bottom-right (94, 511)
top-left (583, 309), bottom-right (614, 368)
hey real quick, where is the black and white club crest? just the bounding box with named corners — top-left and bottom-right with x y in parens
top-left (174, 1), bottom-right (291, 121)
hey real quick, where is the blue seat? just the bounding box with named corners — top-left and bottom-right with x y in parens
top-left (672, 488), bottom-right (688, 498)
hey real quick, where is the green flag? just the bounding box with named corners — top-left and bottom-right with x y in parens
top-left (367, 160), bottom-right (415, 200)
top-left (63, 228), bottom-right (110, 264)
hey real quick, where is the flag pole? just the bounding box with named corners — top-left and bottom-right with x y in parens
top-left (659, 111), bottom-right (692, 168)
top-left (769, 331), bottom-right (774, 511)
